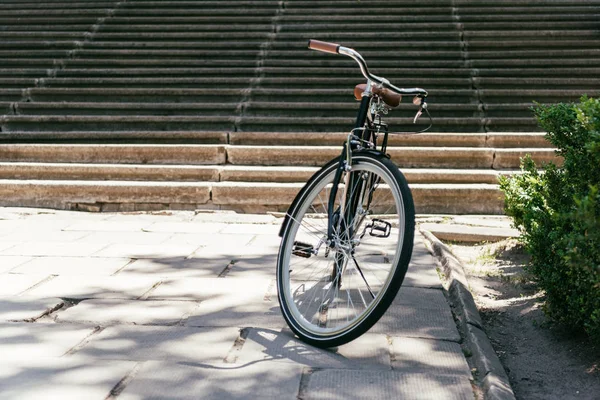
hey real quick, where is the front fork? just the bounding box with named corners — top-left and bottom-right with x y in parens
top-left (326, 93), bottom-right (373, 284)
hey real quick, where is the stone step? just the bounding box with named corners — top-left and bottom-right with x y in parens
top-left (36, 66), bottom-right (600, 79)
top-left (0, 131), bottom-right (228, 144)
top-left (479, 89), bottom-right (600, 103)
top-left (0, 162), bottom-right (221, 182)
top-left (13, 101), bottom-right (241, 116)
top-left (32, 77), bottom-right (472, 89)
top-left (6, 88), bottom-right (482, 104)
top-left (462, 30), bottom-right (599, 39)
top-left (0, 90), bottom-right (22, 101)
top-left (70, 49), bottom-right (467, 61)
top-left (0, 162), bottom-right (516, 185)
top-left (457, 13), bottom-right (599, 22)
top-left (52, 67), bottom-right (473, 78)
top-left (466, 39), bottom-right (600, 50)
top-left (0, 179), bottom-right (212, 211)
top-left (0, 78), bottom-right (38, 88)
top-left (0, 2), bottom-right (116, 9)
top-left (0, 144), bottom-right (557, 169)
top-left (0, 32), bottom-right (88, 40)
top-left (3, 114), bottom-right (534, 133)
top-left (2, 48), bottom-right (596, 63)
top-left (227, 132), bottom-right (552, 148)
top-left (0, 55), bottom-right (586, 71)
top-left (474, 77), bottom-right (600, 89)
top-left (0, 179), bottom-right (504, 214)
top-left (0, 130), bottom-right (552, 148)
top-left (475, 68), bottom-right (600, 77)
top-left (0, 115), bottom-right (237, 132)
top-left (224, 145), bottom-right (558, 169)
top-left (237, 116), bottom-right (494, 133)
top-left (0, 131), bottom-right (551, 148)
top-left (22, 37), bottom-right (583, 51)
top-left (0, 144), bottom-right (227, 165)
top-left (8, 102), bottom-right (478, 121)
top-left (242, 103), bottom-right (478, 119)
top-left (284, 5), bottom-right (597, 14)
top-left (467, 49), bottom-right (600, 60)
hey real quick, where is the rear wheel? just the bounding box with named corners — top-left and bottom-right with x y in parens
top-left (277, 152), bottom-right (414, 348)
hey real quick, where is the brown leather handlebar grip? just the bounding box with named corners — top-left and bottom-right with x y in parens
top-left (354, 84), bottom-right (402, 108)
top-left (308, 39), bottom-right (340, 54)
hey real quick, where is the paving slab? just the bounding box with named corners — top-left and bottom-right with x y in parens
top-left (118, 257), bottom-right (229, 279)
top-left (160, 232), bottom-right (255, 248)
top-left (11, 256), bottom-right (132, 276)
top-left (452, 216), bottom-right (514, 229)
top-left (145, 276), bottom-right (283, 328)
top-left (1, 230), bottom-right (89, 243)
top-left (118, 360), bottom-right (303, 400)
top-left (147, 277), bottom-right (271, 301)
top-left (420, 222), bottom-right (519, 242)
top-left (236, 328), bottom-right (391, 370)
top-left (0, 241), bottom-right (109, 257)
top-left (63, 220), bottom-right (153, 232)
top-left (24, 275), bottom-right (160, 299)
top-left (0, 219), bottom-right (71, 234)
top-left (143, 221), bottom-right (228, 234)
top-left (0, 358), bottom-right (136, 400)
top-left (91, 242), bottom-right (200, 259)
top-left (191, 212), bottom-right (278, 225)
top-left (21, 210), bottom-right (111, 222)
top-left (0, 256), bottom-right (33, 273)
top-left (223, 252), bottom-right (279, 280)
top-left (104, 211), bottom-right (195, 222)
top-left (0, 273), bottom-right (50, 296)
top-left (247, 233), bottom-right (282, 248)
top-left (0, 241), bottom-right (18, 252)
top-left (0, 297), bottom-right (63, 321)
top-left (370, 287), bottom-right (461, 342)
top-left (191, 244), bottom-right (279, 260)
top-left (220, 223), bottom-right (282, 235)
top-left (403, 238), bottom-right (443, 289)
top-left (391, 336), bottom-right (471, 376)
top-left (185, 296), bottom-right (284, 329)
top-left (0, 322), bottom-right (95, 360)
top-left (304, 369), bottom-right (473, 400)
top-left (73, 231), bottom-right (173, 245)
top-left (75, 325), bottom-right (240, 363)
top-left (56, 299), bottom-right (201, 326)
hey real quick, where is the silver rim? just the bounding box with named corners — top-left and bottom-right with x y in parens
top-left (280, 158), bottom-right (405, 339)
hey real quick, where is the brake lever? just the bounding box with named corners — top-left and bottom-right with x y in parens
top-left (412, 96), bottom-right (427, 124)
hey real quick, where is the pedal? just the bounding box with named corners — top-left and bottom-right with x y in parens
top-left (292, 241), bottom-right (313, 258)
top-left (366, 219), bottom-right (392, 238)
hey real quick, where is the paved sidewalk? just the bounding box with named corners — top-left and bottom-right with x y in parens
top-left (0, 208), bottom-right (475, 399)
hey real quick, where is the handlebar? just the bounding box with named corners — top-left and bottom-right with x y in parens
top-left (308, 39), bottom-right (428, 98)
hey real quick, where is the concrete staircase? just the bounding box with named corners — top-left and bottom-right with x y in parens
top-left (0, 0), bottom-right (598, 213)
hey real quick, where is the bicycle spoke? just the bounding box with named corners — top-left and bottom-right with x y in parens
top-left (352, 255), bottom-right (376, 299)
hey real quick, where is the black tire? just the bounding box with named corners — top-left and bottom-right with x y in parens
top-left (277, 152), bottom-right (415, 348)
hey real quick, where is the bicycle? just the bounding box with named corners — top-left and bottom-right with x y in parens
top-left (276, 40), bottom-right (431, 348)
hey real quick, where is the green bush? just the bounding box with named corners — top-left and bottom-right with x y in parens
top-left (499, 96), bottom-right (600, 340)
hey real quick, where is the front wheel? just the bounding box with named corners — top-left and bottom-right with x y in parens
top-left (277, 152), bottom-right (415, 348)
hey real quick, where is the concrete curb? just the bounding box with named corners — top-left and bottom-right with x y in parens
top-left (420, 229), bottom-right (516, 400)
